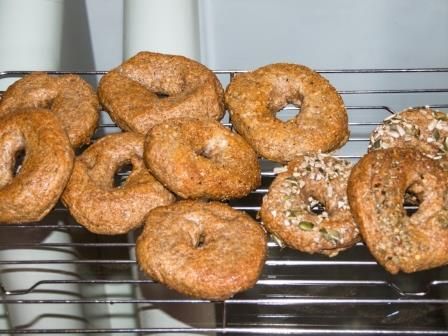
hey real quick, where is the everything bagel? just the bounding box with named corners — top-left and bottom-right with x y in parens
top-left (369, 107), bottom-right (448, 169)
top-left (261, 153), bottom-right (359, 256)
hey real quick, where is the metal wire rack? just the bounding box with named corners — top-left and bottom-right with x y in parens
top-left (1, 68), bottom-right (448, 335)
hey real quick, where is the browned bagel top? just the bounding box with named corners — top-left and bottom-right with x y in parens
top-left (0, 73), bottom-right (100, 148)
top-left (348, 148), bottom-right (448, 274)
top-left (144, 117), bottom-right (260, 200)
top-left (0, 108), bottom-right (74, 223)
top-left (98, 51), bottom-right (225, 134)
top-left (62, 132), bottom-right (175, 235)
top-left (225, 63), bottom-right (349, 163)
top-left (136, 200), bottom-right (267, 300)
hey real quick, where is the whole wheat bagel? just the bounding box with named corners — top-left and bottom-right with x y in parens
top-left (0, 72), bottom-right (100, 148)
top-left (62, 132), bottom-right (175, 234)
top-left (144, 117), bottom-right (260, 200)
top-left (136, 200), bottom-right (267, 300)
top-left (261, 153), bottom-right (359, 256)
top-left (369, 107), bottom-right (448, 169)
top-left (225, 63), bottom-right (349, 163)
top-left (0, 109), bottom-right (74, 223)
top-left (98, 51), bottom-right (225, 134)
top-left (348, 148), bottom-right (448, 274)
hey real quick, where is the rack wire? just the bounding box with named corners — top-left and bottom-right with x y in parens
top-left (1, 68), bottom-right (448, 335)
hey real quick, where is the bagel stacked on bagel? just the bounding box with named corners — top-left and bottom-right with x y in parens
top-left (348, 148), bottom-right (448, 274)
top-left (0, 73), bottom-right (100, 148)
top-left (347, 107), bottom-right (448, 273)
top-left (96, 52), bottom-right (267, 299)
top-left (0, 71), bottom-right (101, 222)
top-left (5, 51), bottom-right (448, 298)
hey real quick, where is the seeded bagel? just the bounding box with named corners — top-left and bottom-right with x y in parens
top-left (261, 154), bottom-right (359, 256)
top-left (369, 107), bottom-right (448, 169)
top-left (0, 72), bottom-right (100, 148)
top-left (144, 117), bottom-right (260, 200)
top-left (0, 109), bottom-right (74, 223)
top-left (136, 200), bottom-right (267, 300)
top-left (62, 132), bottom-right (175, 235)
top-left (225, 63), bottom-right (349, 163)
top-left (348, 148), bottom-right (448, 273)
top-left (98, 51), bottom-right (225, 134)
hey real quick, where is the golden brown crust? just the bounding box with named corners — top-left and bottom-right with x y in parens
top-left (0, 109), bottom-right (74, 223)
top-left (347, 148), bottom-right (448, 274)
top-left (225, 63), bottom-right (349, 163)
top-left (98, 51), bottom-right (225, 134)
top-left (136, 200), bottom-right (267, 300)
top-left (62, 132), bottom-right (175, 235)
top-left (260, 154), bottom-right (359, 256)
top-left (0, 73), bottom-right (100, 148)
top-left (144, 117), bottom-right (261, 200)
top-left (369, 107), bottom-right (448, 169)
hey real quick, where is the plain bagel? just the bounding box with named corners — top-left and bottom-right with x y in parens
top-left (98, 51), bottom-right (225, 134)
top-left (0, 72), bottom-right (100, 148)
top-left (225, 63), bottom-right (349, 163)
top-left (136, 200), bottom-right (267, 300)
top-left (62, 132), bottom-right (175, 234)
top-left (144, 117), bottom-right (261, 200)
top-left (0, 109), bottom-right (74, 223)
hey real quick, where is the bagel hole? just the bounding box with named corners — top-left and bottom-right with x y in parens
top-left (308, 197), bottom-right (326, 215)
top-left (194, 233), bottom-right (206, 249)
top-left (277, 103), bottom-right (301, 121)
top-left (113, 163), bottom-right (133, 188)
top-left (155, 92), bottom-right (170, 99)
top-left (404, 189), bottom-right (422, 217)
top-left (13, 149), bottom-right (26, 176)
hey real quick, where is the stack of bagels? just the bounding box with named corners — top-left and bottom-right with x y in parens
top-left (0, 51), bottom-right (447, 300)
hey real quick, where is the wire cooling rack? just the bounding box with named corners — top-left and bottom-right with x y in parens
top-left (1, 68), bottom-right (448, 335)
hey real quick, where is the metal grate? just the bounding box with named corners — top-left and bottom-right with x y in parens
top-left (1, 69), bottom-right (448, 334)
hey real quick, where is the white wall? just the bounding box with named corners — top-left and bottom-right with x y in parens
top-left (58, 0), bottom-right (448, 71)
top-left (51, 0), bottom-right (448, 113)
top-left (200, 0), bottom-right (448, 69)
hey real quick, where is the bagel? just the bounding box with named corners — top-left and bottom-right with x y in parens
top-left (261, 153), bottom-right (359, 256)
top-left (369, 107), bottom-right (448, 169)
top-left (98, 51), bottom-right (225, 134)
top-left (0, 109), bottom-right (74, 223)
top-left (225, 63), bottom-right (349, 163)
top-left (62, 132), bottom-right (175, 235)
top-left (0, 72), bottom-right (100, 148)
top-left (348, 148), bottom-right (448, 273)
top-left (144, 117), bottom-right (260, 200)
top-left (136, 200), bottom-right (267, 300)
